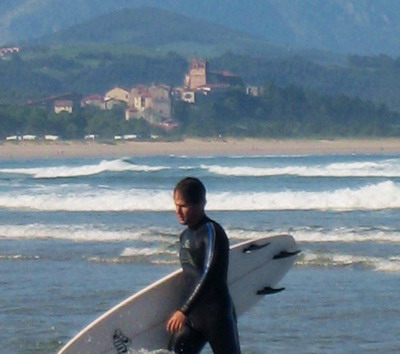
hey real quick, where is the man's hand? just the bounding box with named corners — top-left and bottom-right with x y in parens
top-left (166, 310), bottom-right (186, 333)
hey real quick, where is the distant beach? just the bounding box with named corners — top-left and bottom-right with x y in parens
top-left (1, 138), bottom-right (400, 160)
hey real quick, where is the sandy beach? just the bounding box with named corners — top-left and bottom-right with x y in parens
top-left (1, 138), bottom-right (400, 160)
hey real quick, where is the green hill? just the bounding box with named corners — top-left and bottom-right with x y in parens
top-left (2, 0), bottom-right (400, 56)
top-left (2, 45), bottom-right (400, 113)
top-left (33, 7), bottom-right (291, 59)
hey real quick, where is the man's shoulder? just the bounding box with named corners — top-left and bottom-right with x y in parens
top-left (205, 218), bottom-right (228, 240)
top-left (179, 228), bottom-right (188, 241)
top-left (206, 217), bottom-right (223, 229)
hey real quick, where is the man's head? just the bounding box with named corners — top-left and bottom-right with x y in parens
top-left (173, 177), bottom-right (206, 227)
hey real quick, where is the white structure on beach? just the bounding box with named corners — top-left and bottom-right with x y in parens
top-left (22, 135), bottom-right (37, 141)
top-left (84, 134), bottom-right (98, 140)
top-left (6, 135), bottom-right (20, 141)
top-left (44, 135), bottom-right (59, 141)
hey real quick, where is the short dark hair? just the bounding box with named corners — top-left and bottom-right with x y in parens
top-left (174, 177), bottom-right (206, 205)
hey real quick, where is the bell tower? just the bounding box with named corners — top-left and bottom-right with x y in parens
top-left (184, 58), bottom-right (208, 90)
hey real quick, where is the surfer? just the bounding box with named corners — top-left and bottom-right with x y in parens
top-left (167, 177), bottom-right (241, 354)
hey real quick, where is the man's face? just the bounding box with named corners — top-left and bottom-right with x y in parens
top-left (174, 191), bottom-right (205, 227)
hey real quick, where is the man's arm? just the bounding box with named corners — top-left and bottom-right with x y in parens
top-left (180, 222), bottom-right (216, 315)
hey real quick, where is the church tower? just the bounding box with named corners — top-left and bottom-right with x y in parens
top-left (184, 58), bottom-right (208, 90)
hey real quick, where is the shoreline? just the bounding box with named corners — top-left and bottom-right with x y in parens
top-left (1, 138), bottom-right (400, 160)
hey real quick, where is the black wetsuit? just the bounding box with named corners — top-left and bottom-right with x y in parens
top-left (169, 216), bottom-right (241, 354)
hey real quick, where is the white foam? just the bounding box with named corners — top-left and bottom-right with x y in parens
top-left (290, 227), bottom-right (400, 244)
top-left (0, 254), bottom-right (40, 260)
top-left (120, 247), bottom-right (176, 257)
top-left (227, 226), bottom-right (400, 244)
top-left (299, 251), bottom-right (400, 273)
top-left (3, 223), bottom-right (398, 247)
top-left (0, 188), bottom-right (173, 211)
top-left (0, 224), bottom-right (176, 242)
top-left (4, 157), bottom-right (400, 180)
top-left (0, 159), bottom-right (169, 178)
top-left (202, 158), bottom-right (400, 177)
top-left (208, 181), bottom-right (400, 211)
top-left (130, 349), bottom-right (169, 354)
top-left (1, 181), bottom-right (400, 211)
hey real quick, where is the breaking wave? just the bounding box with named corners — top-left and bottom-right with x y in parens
top-left (298, 251), bottom-right (400, 273)
top-left (0, 224), bottom-right (176, 242)
top-left (228, 226), bottom-right (400, 244)
top-left (0, 158), bottom-right (169, 178)
top-left (2, 223), bottom-right (399, 245)
top-left (0, 181), bottom-right (400, 211)
top-left (202, 158), bottom-right (400, 177)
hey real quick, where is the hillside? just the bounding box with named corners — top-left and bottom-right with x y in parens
top-left (2, 45), bottom-right (400, 113)
top-left (32, 7), bottom-right (291, 58)
top-left (1, 0), bottom-right (400, 56)
top-left (211, 54), bottom-right (400, 112)
top-left (2, 81), bottom-right (399, 140)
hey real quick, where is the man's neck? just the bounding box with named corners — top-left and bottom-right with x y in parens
top-left (188, 214), bottom-right (207, 229)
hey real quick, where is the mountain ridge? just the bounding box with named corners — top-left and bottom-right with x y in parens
top-left (1, 0), bottom-right (400, 56)
top-left (28, 7), bottom-right (297, 59)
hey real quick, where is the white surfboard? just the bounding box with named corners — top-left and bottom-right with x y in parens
top-left (58, 234), bottom-right (299, 354)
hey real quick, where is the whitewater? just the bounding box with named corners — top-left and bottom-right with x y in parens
top-left (1, 154), bottom-right (399, 353)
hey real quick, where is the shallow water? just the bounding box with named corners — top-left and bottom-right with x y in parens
top-left (1, 154), bottom-right (400, 353)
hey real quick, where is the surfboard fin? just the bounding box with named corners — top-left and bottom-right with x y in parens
top-left (242, 242), bottom-right (270, 253)
top-left (273, 250), bottom-right (301, 259)
top-left (257, 287), bottom-right (285, 295)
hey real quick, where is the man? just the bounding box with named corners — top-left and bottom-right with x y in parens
top-left (167, 177), bottom-right (241, 354)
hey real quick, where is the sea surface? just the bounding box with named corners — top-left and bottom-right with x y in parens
top-left (1, 153), bottom-right (399, 353)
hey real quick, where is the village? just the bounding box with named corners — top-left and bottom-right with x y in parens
top-left (6, 58), bottom-right (261, 142)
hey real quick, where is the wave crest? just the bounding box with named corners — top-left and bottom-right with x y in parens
top-left (0, 181), bottom-right (400, 211)
top-left (299, 251), bottom-right (400, 273)
top-left (202, 158), bottom-right (400, 177)
top-left (0, 158), bottom-right (169, 178)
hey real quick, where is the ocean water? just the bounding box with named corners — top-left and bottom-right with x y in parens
top-left (1, 154), bottom-right (399, 354)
